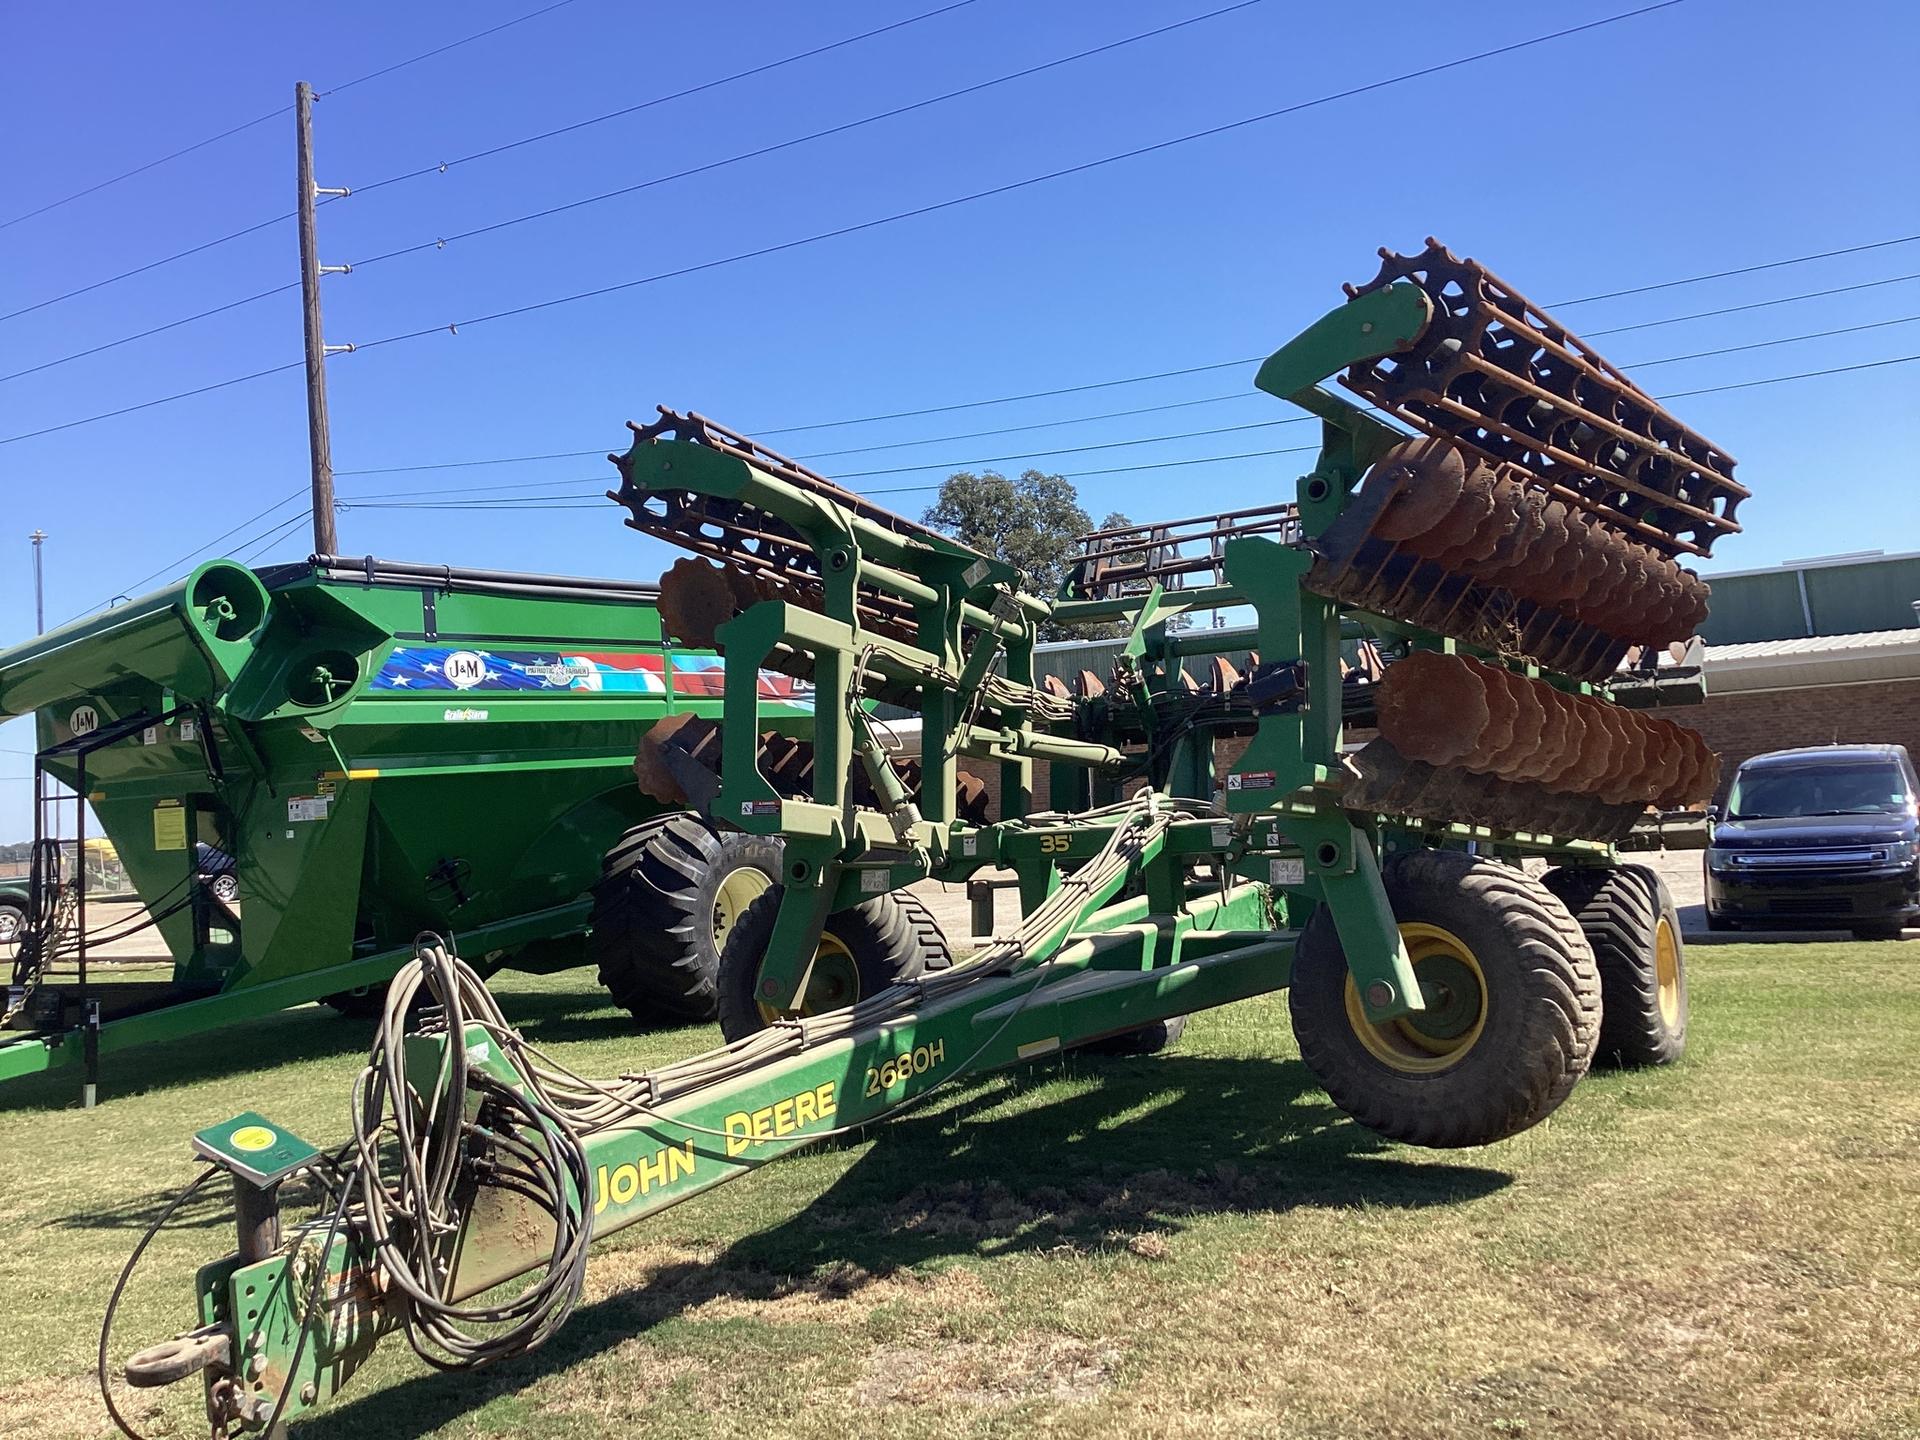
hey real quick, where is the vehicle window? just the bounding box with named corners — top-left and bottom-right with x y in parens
top-left (1727, 761), bottom-right (1912, 819)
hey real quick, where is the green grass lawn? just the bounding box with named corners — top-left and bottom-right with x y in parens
top-left (4, 940), bottom-right (1919, 1439)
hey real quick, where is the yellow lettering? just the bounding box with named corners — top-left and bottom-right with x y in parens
top-left (794, 1089), bottom-right (818, 1126)
top-left (816, 1081), bottom-right (837, 1117)
top-left (724, 1111), bottom-right (752, 1158)
top-left (773, 1098), bottom-right (796, 1136)
top-left (637, 1148), bottom-right (670, 1193)
top-left (668, 1139), bottom-right (696, 1182)
top-left (928, 1038), bottom-right (945, 1066)
top-left (750, 1106), bottom-right (774, 1144)
top-left (594, 1165), bottom-right (610, 1216)
top-left (609, 1164), bottom-right (639, 1206)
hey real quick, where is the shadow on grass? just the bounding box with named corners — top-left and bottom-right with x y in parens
top-left (0, 1006), bottom-right (373, 1115)
top-left (0, 974), bottom-right (655, 1115)
top-left (29, 980), bottom-right (699, 1230)
top-left (294, 1051), bottom-right (1510, 1440)
top-left (49, 1164), bottom-right (344, 1233)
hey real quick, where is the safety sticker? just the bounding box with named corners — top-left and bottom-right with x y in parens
top-left (740, 800), bottom-right (779, 817)
top-left (1212, 823), bottom-right (1233, 849)
top-left (1270, 857), bottom-right (1306, 886)
top-left (860, 868), bottom-right (887, 893)
top-left (288, 795), bottom-right (332, 824)
top-left (1228, 771), bottom-right (1276, 792)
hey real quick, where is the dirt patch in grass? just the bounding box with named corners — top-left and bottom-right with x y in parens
top-left (857, 1334), bottom-right (1116, 1408)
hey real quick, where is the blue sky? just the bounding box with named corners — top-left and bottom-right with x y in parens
top-left (3, 0), bottom-right (1918, 837)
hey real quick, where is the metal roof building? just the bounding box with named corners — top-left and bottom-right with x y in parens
top-left (1698, 550), bottom-right (1920, 646)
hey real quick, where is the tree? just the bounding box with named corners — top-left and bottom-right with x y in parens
top-left (922, 471), bottom-right (1128, 640)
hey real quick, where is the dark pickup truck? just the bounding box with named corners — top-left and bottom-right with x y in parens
top-left (1705, 744), bottom-right (1919, 940)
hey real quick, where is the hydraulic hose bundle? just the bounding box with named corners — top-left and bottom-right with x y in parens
top-left (352, 936), bottom-right (594, 1370)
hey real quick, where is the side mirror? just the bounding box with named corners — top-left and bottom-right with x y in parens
top-left (1705, 804), bottom-right (1721, 823)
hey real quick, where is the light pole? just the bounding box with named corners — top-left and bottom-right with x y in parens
top-left (30, 530), bottom-right (45, 633)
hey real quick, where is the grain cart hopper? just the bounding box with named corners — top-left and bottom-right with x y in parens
top-left (110, 242), bottom-right (1731, 1438)
top-left (0, 556), bottom-right (862, 1099)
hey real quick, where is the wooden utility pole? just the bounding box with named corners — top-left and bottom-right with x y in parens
top-left (295, 81), bottom-right (345, 557)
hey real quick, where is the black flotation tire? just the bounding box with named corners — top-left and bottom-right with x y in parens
top-left (1289, 849), bottom-right (1601, 1148)
top-left (588, 812), bottom-right (784, 1025)
top-left (1543, 864), bottom-right (1688, 1066)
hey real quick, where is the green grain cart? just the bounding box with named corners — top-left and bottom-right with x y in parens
top-left (0, 555), bottom-right (812, 1096)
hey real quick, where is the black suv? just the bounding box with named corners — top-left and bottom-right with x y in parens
top-left (1705, 744), bottom-right (1919, 940)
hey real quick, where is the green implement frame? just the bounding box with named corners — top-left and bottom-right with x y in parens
top-left (116, 259), bottom-right (1714, 1438)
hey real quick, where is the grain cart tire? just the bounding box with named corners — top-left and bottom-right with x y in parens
top-left (715, 886), bottom-right (943, 1043)
top-left (1082, 1014), bottom-right (1188, 1056)
top-left (590, 812), bottom-right (784, 1025)
top-left (892, 888), bottom-right (955, 972)
top-left (0, 900), bottom-right (25, 949)
top-left (1289, 849), bottom-right (1601, 1148)
top-left (1542, 864), bottom-right (1687, 1066)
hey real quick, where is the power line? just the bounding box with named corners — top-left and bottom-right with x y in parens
top-left (110, 490), bottom-right (308, 600)
top-left (331, 272), bottom-right (1920, 481)
top-left (1656, 352), bottom-right (1920, 400)
top-left (870, 443), bottom-right (1324, 495)
top-left (1626, 314), bottom-right (1920, 369)
top-left (837, 337), bottom-right (1920, 478)
top-left (10, 0), bottom-right (1254, 370)
top-left (1, 0), bottom-right (980, 325)
top-left (342, 3), bottom-right (1690, 355)
top-left (237, 509), bottom-right (317, 565)
top-left (1551, 234), bottom-right (1920, 308)
top-left (0, 0), bottom-right (1683, 442)
top-left (0, 213), bottom-right (300, 325)
top-left (0, 0), bottom-right (587, 235)
top-left (0, 280), bottom-right (301, 384)
top-left (140, 348), bottom-right (1920, 627)
top-left (318, 0), bottom-right (584, 98)
top-left (61, 489), bottom-right (310, 626)
top-left (344, 473), bottom-right (606, 502)
top-left (1581, 271), bottom-right (1920, 338)
top-left (344, 345), bottom-right (1920, 510)
top-left (0, 107), bottom-right (289, 237)
top-left (339, 0), bottom-right (1268, 269)
top-left (344, 0), bottom-right (988, 196)
top-left (0, 361), bottom-right (305, 446)
top-left (795, 392), bottom-right (1271, 461)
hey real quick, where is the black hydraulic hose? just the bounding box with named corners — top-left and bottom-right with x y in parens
top-left (98, 1166), bottom-right (219, 1440)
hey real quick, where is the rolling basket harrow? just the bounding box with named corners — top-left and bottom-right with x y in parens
top-left (110, 243), bottom-right (1724, 1437)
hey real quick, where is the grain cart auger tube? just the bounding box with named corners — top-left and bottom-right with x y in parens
top-left (109, 242), bottom-right (1735, 1436)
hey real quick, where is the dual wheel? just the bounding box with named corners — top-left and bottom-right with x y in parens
top-left (1291, 852), bottom-right (1685, 1148)
top-left (714, 885), bottom-right (951, 1042)
top-left (588, 812), bottom-right (788, 1025)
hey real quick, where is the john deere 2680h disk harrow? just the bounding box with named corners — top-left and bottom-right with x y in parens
top-left (111, 243), bottom-right (1726, 1438)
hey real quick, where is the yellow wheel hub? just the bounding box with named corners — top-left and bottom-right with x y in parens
top-left (1344, 922), bottom-right (1489, 1074)
top-left (1654, 914), bottom-right (1682, 1028)
top-left (756, 930), bottom-right (861, 1024)
top-left (712, 867), bottom-right (772, 952)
